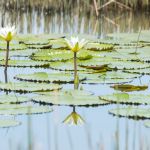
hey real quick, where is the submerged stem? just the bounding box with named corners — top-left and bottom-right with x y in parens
top-left (4, 41), bottom-right (10, 71)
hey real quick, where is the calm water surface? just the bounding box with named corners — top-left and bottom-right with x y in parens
top-left (0, 6), bottom-right (150, 150)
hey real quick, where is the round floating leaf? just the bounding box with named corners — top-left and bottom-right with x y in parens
top-left (15, 72), bottom-right (86, 83)
top-left (50, 39), bottom-right (68, 49)
top-left (110, 84), bottom-right (148, 92)
top-left (34, 89), bottom-right (93, 96)
top-left (79, 57), bottom-right (150, 70)
top-left (0, 60), bottom-right (50, 68)
top-left (0, 43), bottom-right (27, 51)
top-left (31, 49), bottom-right (92, 62)
top-left (0, 104), bottom-right (52, 115)
top-left (144, 121), bottom-right (150, 128)
top-left (0, 95), bottom-right (30, 104)
top-left (85, 42), bottom-right (114, 51)
top-left (0, 49), bottom-right (38, 58)
top-left (109, 107), bottom-right (150, 119)
top-left (31, 50), bottom-right (72, 62)
top-left (100, 93), bottom-right (150, 105)
top-left (81, 71), bottom-right (137, 84)
top-left (124, 68), bottom-right (150, 75)
top-left (32, 90), bottom-right (109, 106)
top-left (50, 60), bottom-right (87, 71)
top-left (0, 82), bottom-right (62, 93)
top-left (83, 78), bottom-right (132, 84)
top-left (107, 31), bottom-right (150, 43)
top-left (0, 120), bottom-right (21, 128)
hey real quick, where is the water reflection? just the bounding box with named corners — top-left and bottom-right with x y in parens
top-left (0, 7), bottom-right (149, 36)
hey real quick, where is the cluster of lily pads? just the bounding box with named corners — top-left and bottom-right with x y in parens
top-left (0, 28), bottom-right (150, 127)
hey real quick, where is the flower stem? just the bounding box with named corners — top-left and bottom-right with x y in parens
top-left (74, 52), bottom-right (79, 89)
top-left (4, 41), bottom-right (10, 72)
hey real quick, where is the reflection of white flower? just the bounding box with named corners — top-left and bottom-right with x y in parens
top-left (65, 36), bottom-right (87, 52)
top-left (0, 26), bottom-right (16, 42)
top-left (63, 111), bottom-right (85, 125)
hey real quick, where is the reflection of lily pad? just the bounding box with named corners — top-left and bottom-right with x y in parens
top-left (15, 72), bottom-right (86, 83)
top-left (144, 121), bottom-right (150, 128)
top-left (0, 60), bottom-right (50, 68)
top-left (110, 84), bottom-right (148, 92)
top-left (109, 107), bottom-right (150, 119)
top-left (0, 95), bottom-right (30, 104)
top-left (100, 93), bottom-right (150, 105)
top-left (0, 104), bottom-right (52, 115)
top-left (0, 120), bottom-right (21, 128)
top-left (32, 90), bottom-right (109, 106)
top-left (0, 82), bottom-right (62, 93)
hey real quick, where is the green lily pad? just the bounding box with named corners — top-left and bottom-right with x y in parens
top-left (85, 42), bottom-right (114, 51)
top-left (79, 57), bottom-right (150, 70)
top-left (0, 120), bottom-right (21, 128)
top-left (31, 49), bottom-right (92, 62)
top-left (34, 89), bottom-right (93, 96)
top-left (124, 68), bottom-right (150, 75)
top-left (50, 39), bottom-right (68, 49)
top-left (109, 107), bottom-right (150, 119)
top-left (0, 43), bottom-right (27, 51)
top-left (0, 95), bottom-right (30, 104)
top-left (32, 90), bottom-right (109, 106)
top-left (144, 121), bottom-right (150, 128)
top-left (50, 60), bottom-right (87, 71)
top-left (0, 49), bottom-right (38, 58)
top-left (81, 71), bottom-right (138, 84)
top-left (15, 72), bottom-right (86, 83)
top-left (0, 82), bottom-right (62, 93)
top-left (0, 104), bottom-right (52, 115)
top-left (107, 31), bottom-right (150, 43)
top-left (100, 93), bottom-right (150, 105)
top-left (0, 60), bottom-right (50, 68)
top-left (110, 84), bottom-right (148, 92)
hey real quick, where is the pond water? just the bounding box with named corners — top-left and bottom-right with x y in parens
top-left (0, 7), bottom-right (150, 150)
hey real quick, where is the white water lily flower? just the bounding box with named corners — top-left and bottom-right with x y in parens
top-left (0, 26), bottom-right (16, 42)
top-left (65, 36), bottom-right (87, 52)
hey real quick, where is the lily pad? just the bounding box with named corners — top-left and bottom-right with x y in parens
top-left (0, 120), bottom-right (21, 128)
top-left (0, 60), bottom-right (50, 68)
top-left (31, 49), bottom-right (92, 62)
top-left (0, 95), bottom-right (30, 104)
top-left (0, 43), bottom-right (27, 51)
top-left (14, 72), bottom-right (86, 83)
top-left (100, 93), bottom-right (150, 105)
top-left (50, 60), bottom-right (86, 71)
top-left (0, 82), bottom-right (62, 93)
top-left (110, 84), bottom-right (148, 92)
top-left (124, 68), bottom-right (150, 75)
top-left (32, 91), bottom-right (109, 106)
top-left (0, 104), bottom-right (52, 115)
top-left (85, 43), bottom-right (114, 51)
top-left (109, 107), bottom-right (150, 119)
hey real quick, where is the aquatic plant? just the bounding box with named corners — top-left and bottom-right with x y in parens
top-left (65, 36), bottom-right (87, 88)
top-left (0, 25), bottom-right (16, 71)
